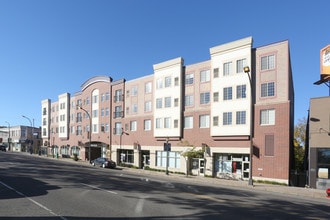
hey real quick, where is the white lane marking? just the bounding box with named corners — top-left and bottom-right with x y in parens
top-left (135, 197), bottom-right (145, 213)
top-left (81, 183), bottom-right (118, 194)
top-left (0, 180), bottom-right (67, 220)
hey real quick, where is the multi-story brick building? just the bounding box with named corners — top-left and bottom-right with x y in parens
top-left (41, 37), bottom-right (294, 184)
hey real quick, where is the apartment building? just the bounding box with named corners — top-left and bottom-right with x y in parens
top-left (41, 37), bottom-right (294, 184)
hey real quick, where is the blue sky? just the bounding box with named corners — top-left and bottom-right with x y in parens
top-left (0, 0), bottom-right (329, 127)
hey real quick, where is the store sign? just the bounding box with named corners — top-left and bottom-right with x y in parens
top-left (321, 45), bottom-right (330, 75)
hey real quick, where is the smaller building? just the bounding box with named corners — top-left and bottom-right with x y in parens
top-left (0, 125), bottom-right (41, 154)
top-left (308, 97), bottom-right (330, 189)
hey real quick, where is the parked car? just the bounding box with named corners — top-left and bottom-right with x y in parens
top-left (91, 157), bottom-right (116, 168)
top-left (0, 145), bottom-right (6, 152)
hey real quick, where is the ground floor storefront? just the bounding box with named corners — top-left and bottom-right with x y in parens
top-left (309, 147), bottom-right (330, 190)
top-left (38, 141), bottom-right (257, 182)
top-left (110, 144), bottom-right (251, 181)
top-left (47, 142), bottom-right (108, 161)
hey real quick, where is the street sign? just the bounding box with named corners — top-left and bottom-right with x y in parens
top-left (163, 143), bottom-right (171, 151)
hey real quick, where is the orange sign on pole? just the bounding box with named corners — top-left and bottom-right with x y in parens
top-left (321, 45), bottom-right (330, 77)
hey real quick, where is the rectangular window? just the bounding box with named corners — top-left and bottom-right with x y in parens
top-left (93, 124), bottom-right (98, 133)
top-left (76, 125), bottom-right (82, 135)
top-left (145, 82), bottom-right (152, 94)
top-left (261, 82), bottom-right (275, 97)
top-left (132, 103), bottom-right (138, 113)
top-left (70, 126), bottom-right (74, 134)
top-left (144, 119), bottom-right (151, 131)
top-left (174, 98), bottom-right (179, 107)
top-left (120, 149), bottom-right (134, 163)
top-left (130, 121), bottom-right (137, 131)
top-left (265, 134), bottom-right (274, 156)
top-left (223, 112), bottom-right (232, 125)
top-left (156, 151), bottom-right (181, 169)
top-left (105, 92), bottom-right (110, 101)
top-left (76, 112), bottom-right (82, 122)
top-left (144, 101), bottom-right (152, 112)
top-left (114, 106), bottom-right (122, 118)
top-left (261, 54), bottom-right (275, 70)
top-left (236, 111), bottom-right (246, 125)
top-left (317, 149), bottom-right (330, 179)
top-left (164, 117), bottom-right (170, 128)
top-left (236, 59), bottom-right (246, 73)
top-left (200, 92), bottom-right (210, 104)
top-left (156, 98), bottom-right (162, 109)
top-left (174, 77), bottom-right (179, 86)
top-left (165, 76), bottom-right (171, 88)
top-left (165, 97), bottom-right (171, 108)
top-left (184, 116), bottom-right (193, 129)
top-left (199, 115), bottom-right (210, 128)
top-left (60, 102), bottom-right (65, 110)
top-left (200, 70), bottom-right (210, 82)
top-left (260, 109), bottom-right (275, 125)
top-left (114, 90), bottom-right (123, 102)
top-left (93, 95), bottom-right (98, 104)
top-left (131, 86), bottom-right (138, 96)
top-left (101, 93), bottom-right (105, 102)
top-left (114, 122), bottom-right (122, 135)
top-left (223, 87), bottom-right (232, 100)
top-left (92, 110), bottom-right (98, 118)
top-left (213, 68), bottom-right (219, 78)
top-left (236, 85), bottom-right (246, 99)
top-left (185, 95), bottom-right (194, 107)
top-left (213, 92), bottom-right (219, 102)
top-left (156, 118), bottom-right (162, 129)
top-left (223, 62), bottom-right (232, 76)
top-left (156, 78), bottom-right (163, 89)
top-left (174, 119), bottom-right (178, 128)
top-left (185, 73), bottom-right (194, 85)
top-left (213, 116), bottom-right (219, 126)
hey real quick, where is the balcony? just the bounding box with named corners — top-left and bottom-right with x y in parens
top-left (113, 111), bottom-right (123, 118)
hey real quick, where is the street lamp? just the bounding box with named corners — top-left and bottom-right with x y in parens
top-left (120, 128), bottom-right (129, 163)
top-left (5, 121), bottom-right (11, 151)
top-left (77, 105), bottom-right (92, 163)
top-left (22, 115), bottom-right (34, 153)
top-left (243, 66), bottom-right (254, 186)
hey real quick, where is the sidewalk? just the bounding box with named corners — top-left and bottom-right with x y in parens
top-left (43, 154), bottom-right (330, 201)
top-left (121, 166), bottom-right (328, 201)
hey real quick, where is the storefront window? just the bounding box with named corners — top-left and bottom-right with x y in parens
top-left (215, 153), bottom-right (250, 180)
top-left (156, 151), bottom-right (181, 169)
top-left (317, 148), bottom-right (330, 179)
top-left (120, 149), bottom-right (134, 163)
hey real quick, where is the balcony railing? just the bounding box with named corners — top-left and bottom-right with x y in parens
top-left (113, 111), bottom-right (123, 118)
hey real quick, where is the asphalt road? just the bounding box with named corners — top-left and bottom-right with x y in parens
top-left (0, 152), bottom-right (329, 219)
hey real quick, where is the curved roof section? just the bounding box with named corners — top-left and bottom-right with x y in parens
top-left (81, 76), bottom-right (112, 91)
